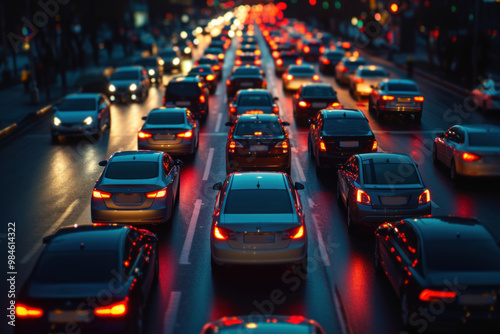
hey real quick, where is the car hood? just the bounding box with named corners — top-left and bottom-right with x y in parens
top-left (54, 111), bottom-right (96, 123)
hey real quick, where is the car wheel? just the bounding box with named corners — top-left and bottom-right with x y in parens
top-left (308, 139), bottom-right (314, 159)
top-left (413, 112), bottom-right (422, 122)
top-left (432, 144), bottom-right (439, 165)
top-left (346, 202), bottom-right (357, 233)
top-left (450, 159), bottom-right (460, 182)
top-left (175, 178), bottom-right (180, 205)
top-left (211, 257), bottom-right (222, 275)
top-left (374, 242), bottom-right (383, 274)
top-left (375, 106), bottom-right (383, 119)
top-left (368, 99), bottom-right (373, 112)
top-left (400, 291), bottom-right (410, 329)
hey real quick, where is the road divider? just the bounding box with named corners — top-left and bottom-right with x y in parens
top-left (202, 148), bottom-right (215, 181)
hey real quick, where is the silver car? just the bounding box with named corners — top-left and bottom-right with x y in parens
top-left (210, 172), bottom-right (307, 270)
top-left (433, 125), bottom-right (500, 180)
top-left (282, 65), bottom-right (320, 92)
top-left (349, 65), bottom-right (389, 100)
top-left (335, 56), bottom-right (367, 85)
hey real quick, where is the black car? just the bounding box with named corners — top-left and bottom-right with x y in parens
top-left (226, 114), bottom-right (291, 174)
top-left (108, 66), bottom-right (150, 103)
top-left (375, 217), bottom-right (500, 331)
top-left (226, 65), bottom-right (267, 100)
top-left (204, 47), bottom-right (225, 64)
top-left (158, 47), bottom-right (181, 73)
top-left (188, 65), bottom-right (217, 94)
top-left (196, 55), bottom-right (221, 81)
top-left (274, 51), bottom-right (302, 76)
top-left (164, 76), bottom-right (209, 121)
top-left (15, 224), bottom-right (158, 334)
top-left (319, 50), bottom-right (345, 74)
top-left (134, 56), bottom-right (163, 86)
top-left (300, 39), bottom-right (324, 61)
top-left (308, 109), bottom-right (377, 168)
top-left (237, 44), bottom-right (261, 57)
top-left (234, 52), bottom-right (261, 67)
top-left (293, 83), bottom-right (339, 124)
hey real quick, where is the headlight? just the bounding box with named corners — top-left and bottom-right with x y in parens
top-left (109, 84), bottom-right (116, 92)
top-left (148, 69), bottom-right (155, 75)
top-left (172, 58), bottom-right (180, 65)
top-left (83, 116), bottom-right (93, 125)
top-left (53, 117), bottom-right (61, 126)
top-left (193, 38), bottom-right (199, 45)
top-left (158, 59), bottom-right (165, 66)
top-left (184, 47), bottom-right (191, 54)
top-left (129, 83), bottom-right (137, 91)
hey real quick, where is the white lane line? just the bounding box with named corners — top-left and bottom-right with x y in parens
top-left (308, 197), bottom-right (315, 209)
top-left (214, 113), bottom-right (223, 133)
top-left (310, 214), bottom-right (331, 267)
top-left (202, 148), bottom-right (215, 181)
top-left (179, 199), bottom-right (202, 265)
top-left (333, 285), bottom-right (350, 334)
top-left (21, 199), bottom-right (80, 265)
top-left (431, 201), bottom-right (439, 208)
top-left (293, 156), bottom-right (306, 182)
top-left (163, 291), bottom-right (182, 334)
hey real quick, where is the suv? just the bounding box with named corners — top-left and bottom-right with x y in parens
top-left (163, 76), bottom-right (210, 121)
top-left (108, 66), bottom-right (150, 103)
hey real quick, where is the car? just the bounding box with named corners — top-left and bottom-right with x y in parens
top-left (319, 50), bottom-right (345, 74)
top-left (292, 83), bottom-right (339, 123)
top-left (226, 65), bottom-right (267, 100)
top-left (204, 47), bottom-right (225, 64)
top-left (108, 66), bottom-right (150, 103)
top-left (91, 150), bottom-right (182, 224)
top-left (270, 41), bottom-right (294, 59)
top-left (274, 51), bottom-right (302, 76)
top-left (433, 125), bottom-right (500, 180)
top-left (236, 44), bottom-right (261, 56)
top-left (134, 56), bottom-right (163, 86)
top-left (234, 52), bottom-right (261, 66)
top-left (188, 65), bottom-right (217, 94)
top-left (336, 153), bottom-right (431, 230)
top-left (300, 39), bottom-right (324, 61)
top-left (349, 65), bottom-right (389, 101)
top-left (225, 114), bottom-right (290, 174)
top-left (335, 40), bottom-right (356, 57)
top-left (163, 76), bottom-right (209, 121)
top-left (471, 78), bottom-right (500, 111)
top-left (368, 79), bottom-right (424, 122)
top-left (210, 172), bottom-right (306, 270)
top-left (175, 38), bottom-right (193, 59)
top-left (228, 89), bottom-right (279, 122)
top-left (334, 56), bottom-right (367, 86)
top-left (309, 109), bottom-right (377, 169)
top-left (138, 107), bottom-right (199, 155)
top-left (158, 47), bottom-right (182, 73)
top-left (282, 65), bottom-right (320, 92)
top-left (209, 39), bottom-right (229, 52)
top-left (196, 55), bottom-right (222, 80)
top-left (374, 216), bottom-right (500, 331)
top-left (200, 315), bottom-right (326, 333)
top-left (15, 224), bottom-right (158, 334)
top-left (50, 93), bottom-right (111, 142)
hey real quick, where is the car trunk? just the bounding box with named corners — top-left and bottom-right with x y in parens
top-left (321, 133), bottom-right (375, 154)
top-left (232, 136), bottom-right (287, 156)
top-left (97, 180), bottom-right (163, 209)
top-left (142, 124), bottom-right (190, 144)
top-left (363, 184), bottom-right (424, 209)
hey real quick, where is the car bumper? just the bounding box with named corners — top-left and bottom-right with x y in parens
top-left (51, 125), bottom-right (99, 136)
top-left (91, 206), bottom-right (168, 224)
top-left (15, 318), bottom-right (127, 334)
top-left (138, 142), bottom-right (194, 155)
top-left (227, 155), bottom-right (291, 172)
top-left (352, 203), bottom-right (432, 226)
top-left (456, 159), bottom-right (500, 177)
top-left (378, 106), bottom-right (422, 113)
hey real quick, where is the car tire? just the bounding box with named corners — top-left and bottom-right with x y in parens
top-left (432, 144), bottom-right (439, 165)
top-left (211, 257), bottom-right (222, 276)
top-left (400, 291), bottom-right (411, 330)
top-left (450, 159), bottom-right (460, 182)
top-left (336, 182), bottom-right (342, 203)
top-left (346, 201), bottom-right (357, 233)
top-left (175, 178), bottom-right (180, 205)
top-left (308, 138), bottom-right (314, 159)
top-left (368, 99), bottom-right (373, 113)
top-left (376, 106), bottom-right (384, 119)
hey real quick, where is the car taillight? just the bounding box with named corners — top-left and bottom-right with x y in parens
top-left (286, 74), bottom-right (294, 80)
top-left (255, 49), bottom-right (261, 56)
top-left (229, 140), bottom-right (243, 153)
top-left (236, 49), bottom-right (242, 55)
top-left (272, 105), bottom-right (279, 113)
top-left (414, 96), bottom-right (424, 102)
top-left (138, 131), bottom-right (152, 139)
top-left (330, 102), bottom-right (342, 109)
top-left (419, 289), bottom-right (457, 302)
top-left (339, 66), bottom-right (348, 73)
top-left (319, 46), bottom-right (325, 53)
top-left (254, 131), bottom-right (262, 136)
top-left (199, 95), bottom-right (206, 103)
top-left (146, 188), bottom-right (167, 199)
top-left (206, 74), bottom-right (215, 81)
top-left (235, 59), bottom-right (242, 65)
top-left (276, 141), bottom-right (289, 153)
top-left (16, 304), bottom-right (43, 318)
top-left (213, 65), bottom-right (220, 70)
top-left (303, 45), bottom-right (310, 53)
top-left (355, 77), bottom-right (364, 84)
top-left (342, 42), bottom-right (351, 49)
top-left (255, 59), bottom-right (261, 65)
top-left (319, 141), bottom-right (326, 151)
top-left (226, 79), bottom-right (231, 86)
top-left (296, 58), bottom-right (302, 65)
top-left (298, 101), bottom-right (309, 108)
top-left (462, 152), bottom-right (481, 162)
top-left (285, 225), bottom-right (304, 239)
top-left (322, 58), bottom-right (331, 64)
top-left (356, 189), bottom-right (371, 205)
top-left (229, 106), bottom-right (237, 113)
top-left (94, 300), bottom-right (127, 316)
top-left (162, 97), bottom-right (166, 105)
top-left (272, 51), bottom-right (280, 58)
top-left (214, 226), bottom-right (233, 240)
top-left (177, 130), bottom-right (193, 138)
top-left (313, 74), bottom-right (320, 81)
top-left (276, 58), bottom-right (283, 66)
top-left (418, 189), bottom-right (431, 205)
top-left (372, 140), bottom-right (378, 151)
top-left (381, 95), bottom-right (395, 101)
top-left (218, 54), bottom-right (224, 60)
top-left (93, 190), bottom-right (111, 199)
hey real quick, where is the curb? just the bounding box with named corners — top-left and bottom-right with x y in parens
top-left (0, 104), bottom-right (54, 142)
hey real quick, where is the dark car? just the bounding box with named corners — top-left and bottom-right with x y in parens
top-left (108, 66), bottom-right (150, 103)
top-left (337, 153), bottom-right (431, 231)
top-left (196, 55), bottom-right (221, 80)
top-left (234, 52), bottom-right (261, 67)
top-left (375, 217), bottom-right (500, 331)
top-left (204, 47), bottom-right (225, 64)
top-left (134, 56), bottom-right (163, 86)
top-left (225, 114), bottom-right (290, 174)
top-left (138, 107), bottom-right (199, 155)
top-left (335, 56), bottom-right (367, 86)
top-left (368, 79), bottom-right (424, 122)
top-left (228, 89), bottom-right (279, 122)
top-left (158, 47), bottom-right (181, 73)
top-left (319, 50), bottom-right (345, 74)
top-left (15, 224), bottom-right (158, 334)
top-left (271, 41), bottom-right (295, 59)
top-left (91, 150), bottom-right (182, 224)
top-left (188, 65), bottom-right (217, 94)
top-left (237, 44), bottom-right (261, 57)
top-left (292, 83), bottom-right (338, 123)
top-left (274, 51), bottom-right (302, 76)
top-left (308, 109), bottom-right (377, 168)
top-left (164, 76), bottom-right (210, 121)
top-left (300, 39), bottom-right (324, 61)
top-left (226, 65), bottom-right (267, 100)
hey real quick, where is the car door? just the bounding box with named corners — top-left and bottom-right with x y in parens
top-left (312, 113), bottom-right (324, 157)
top-left (441, 126), bottom-right (462, 167)
top-left (162, 154), bottom-right (178, 203)
top-left (123, 230), bottom-right (150, 300)
top-left (338, 156), bottom-right (358, 206)
top-left (97, 96), bottom-right (108, 128)
top-left (389, 222), bottom-right (419, 296)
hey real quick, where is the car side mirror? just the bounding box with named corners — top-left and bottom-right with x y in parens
top-left (281, 121), bottom-right (290, 126)
top-left (225, 122), bottom-right (233, 126)
top-left (98, 160), bottom-right (107, 167)
top-left (294, 182), bottom-right (304, 190)
top-left (174, 159), bottom-right (183, 166)
top-left (142, 116), bottom-right (147, 120)
top-left (213, 182), bottom-right (223, 190)
top-left (336, 164), bottom-right (344, 170)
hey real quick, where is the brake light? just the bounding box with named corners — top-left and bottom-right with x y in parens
top-left (462, 152), bottom-right (481, 162)
top-left (381, 95), bottom-right (395, 101)
top-left (272, 105), bottom-right (279, 113)
top-left (303, 45), bottom-right (310, 53)
top-left (313, 74), bottom-right (320, 81)
top-left (330, 102), bottom-right (341, 108)
top-left (236, 49), bottom-right (242, 55)
top-left (221, 317), bottom-right (244, 326)
top-left (199, 95), bottom-right (206, 103)
top-left (255, 49), bottom-right (261, 56)
top-left (286, 74), bottom-right (294, 80)
top-left (218, 54), bottom-right (224, 60)
top-left (356, 189), bottom-right (371, 205)
top-left (235, 59), bottom-right (242, 65)
top-left (272, 51), bottom-right (280, 58)
top-left (254, 131), bottom-right (262, 136)
top-left (276, 141), bottom-right (289, 153)
top-left (214, 226), bottom-right (233, 240)
top-left (226, 79), bottom-right (231, 86)
top-left (322, 58), bottom-right (331, 64)
top-left (16, 304), bottom-right (43, 318)
top-left (138, 131), bottom-right (152, 139)
top-left (276, 58), bottom-right (283, 66)
top-left (419, 289), bottom-right (457, 302)
top-left (246, 110), bottom-right (263, 114)
top-left (418, 189), bottom-right (431, 205)
top-left (319, 141), bottom-right (326, 151)
top-left (206, 74), bottom-right (215, 81)
top-left (285, 225), bottom-right (304, 239)
top-left (228, 141), bottom-right (243, 153)
top-left (254, 59), bottom-right (261, 65)
top-left (93, 190), bottom-right (111, 199)
top-left (229, 106), bottom-right (237, 113)
top-left (355, 77), bottom-right (364, 84)
top-left (339, 66), bottom-right (348, 73)
top-left (372, 140), bottom-right (378, 151)
top-left (296, 58), bottom-right (302, 65)
top-left (342, 42), bottom-right (351, 49)
top-left (94, 300), bottom-right (127, 316)
top-left (146, 188), bottom-right (167, 198)
top-left (213, 65), bottom-right (220, 70)
top-left (298, 101), bottom-right (309, 108)
top-left (162, 97), bottom-right (166, 105)
top-left (414, 96), bottom-right (424, 102)
top-left (319, 46), bottom-right (325, 53)
top-left (177, 130), bottom-right (193, 138)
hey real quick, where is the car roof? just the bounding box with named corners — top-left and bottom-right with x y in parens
top-left (341, 56), bottom-right (366, 62)
top-left (288, 65), bottom-right (314, 71)
top-left (236, 114), bottom-right (280, 122)
top-left (64, 93), bottom-right (100, 100)
top-left (321, 109), bottom-right (367, 119)
top-left (237, 89), bottom-right (271, 95)
top-left (301, 83), bottom-right (333, 89)
top-left (149, 107), bottom-right (187, 115)
top-left (45, 225), bottom-right (129, 252)
top-left (358, 152), bottom-right (413, 164)
top-left (110, 150), bottom-right (162, 162)
top-left (229, 172), bottom-right (287, 190)
top-left (169, 76), bottom-right (201, 83)
top-left (381, 79), bottom-right (418, 85)
top-left (114, 66), bottom-right (143, 72)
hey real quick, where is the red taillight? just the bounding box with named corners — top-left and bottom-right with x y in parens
top-left (285, 225), bottom-right (304, 239)
top-left (342, 42), bottom-right (351, 49)
top-left (381, 95), bottom-right (395, 101)
top-left (276, 58), bottom-right (283, 66)
top-left (236, 49), bottom-right (242, 55)
top-left (213, 65), bottom-right (220, 71)
top-left (272, 105), bottom-right (279, 113)
top-left (199, 95), bottom-right (206, 103)
top-left (162, 97), bottom-right (166, 105)
top-left (221, 316), bottom-right (244, 326)
top-left (322, 58), bottom-right (331, 64)
top-left (298, 101), bottom-right (309, 108)
top-left (419, 289), bottom-right (457, 302)
top-left (418, 189), bottom-right (431, 205)
top-left (255, 49), bottom-right (261, 56)
top-left (340, 66), bottom-right (348, 73)
top-left (286, 74), bottom-right (294, 80)
top-left (254, 131), bottom-right (262, 136)
top-left (93, 190), bottom-right (111, 199)
top-left (254, 59), bottom-right (261, 65)
top-left (313, 74), bottom-right (320, 81)
top-left (303, 45), bottom-right (310, 53)
top-left (355, 77), bottom-right (364, 84)
top-left (356, 189), bottom-right (371, 205)
top-left (218, 54), bottom-right (224, 60)
top-left (228, 140), bottom-right (243, 153)
top-left (319, 46), bottom-right (325, 53)
top-left (146, 188), bottom-right (167, 199)
top-left (319, 141), bottom-right (326, 151)
top-left (177, 130), bottom-right (193, 138)
top-left (414, 96), bottom-right (424, 102)
top-left (235, 59), bottom-right (242, 65)
top-left (462, 152), bottom-right (481, 162)
top-left (16, 304), bottom-right (43, 318)
top-left (296, 58), bottom-right (302, 65)
top-left (276, 141), bottom-right (289, 153)
top-left (206, 74), bottom-right (215, 81)
top-left (272, 51), bottom-right (280, 58)
top-left (214, 226), bottom-right (233, 240)
top-left (138, 131), bottom-right (152, 139)
top-left (94, 300), bottom-right (127, 316)
top-left (229, 106), bottom-right (237, 113)
top-left (372, 141), bottom-right (378, 151)
top-left (287, 315), bottom-right (306, 324)
top-left (226, 79), bottom-right (231, 86)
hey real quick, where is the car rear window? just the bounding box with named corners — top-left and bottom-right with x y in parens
top-left (59, 98), bottom-right (96, 111)
top-left (323, 118), bottom-right (371, 135)
top-left (239, 55), bottom-right (257, 61)
top-left (189, 67), bottom-right (212, 74)
top-left (362, 162), bottom-right (421, 185)
top-left (147, 112), bottom-right (185, 125)
top-left (467, 132), bottom-right (500, 147)
top-left (302, 86), bottom-right (335, 97)
top-left (234, 121), bottom-right (284, 136)
top-left (111, 71), bottom-right (139, 81)
top-left (160, 50), bottom-right (176, 57)
top-left (359, 69), bottom-right (387, 77)
top-left (224, 189), bottom-right (292, 214)
top-left (105, 162), bottom-right (158, 179)
top-left (238, 94), bottom-right (271, 106)
top-left (166, 82), bottom-right (199, 97)
top-left (290, 67), bottom-right (315, 74)
top-left (198, 58), bottom-right (217, 65)
top-left (425, 240), bottom-right (500, 272)
top-left (135, 59), bottom-right (157, 67)
top-left (234, 68), bottom-right (260, 76)
top-left (387, 83), bottom-right (419, 92)
top-left (33, 251), bottom-right (117, 283)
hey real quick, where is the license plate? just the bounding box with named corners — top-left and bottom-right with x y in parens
top-left (244, 233), bottom-right (275, 243)
top-left (240, 82), bottom-right (254, 87)
top-left (397, 97), bottom-right (411, 102)
top-left (312, 102), bottom-right (327, 108)
top-left (155, 134), bottom-right (176, 140)
top-left (250, 145), bottom-right (268, 152)
top-left (176, 101), bottom-right (191, 106)
top-left (115, 193), bottom-right (142, 204)
top-left (49, 310), bottom-right (91, 323)
top-left (380, 196), bottom-right (408, 206)
top-left (339, 141), bottom-right (359, 148)
top-left (459, 294), bottom-right (496, 306)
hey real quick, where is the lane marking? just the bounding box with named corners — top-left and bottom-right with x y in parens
top-left (214, 113), bottom-right (223, 133)
top-left (202, 148), bottom-right (215, 181)
top-left (163, 291), bottom-right (182, 334)
top-left (293, 156), bottom-right (306, 182)
top-left (431, 200), bottom-right (439, 208)
top-left (199, 132), bottom-right (227, 137)
top-left (333, 285), bottom-right (350, 334)
top-left (308, 197), bottom-right (315, 209)
top-left (179, 199), bottom-right (202, 265)
top-left (310, 214), bottom-right (331, 267)
top-left (21, 199), bottom-right (80, 265)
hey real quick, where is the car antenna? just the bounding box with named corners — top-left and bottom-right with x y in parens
top-left (257, 181), bottom-right (260, 189)
top-left (80, 243), bottom-right (85, 250)
top-left (344, 112), bottom-right (346, 118)
top-left (456, 232), bottom-right (461, 239)
top-left (133, 156), bottom-right (136, 160)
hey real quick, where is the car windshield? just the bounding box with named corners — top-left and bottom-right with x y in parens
top-left (360, 69), bottom-right (387, 77)
top-left (160, 50), bottom-right (176, 57)
top-left (468, 132), bottom-right (500, 147)
top-left (238, 94), bottom-right (271, 106)
top-left (135, 59), bottom-right (157, 67)
top-left (302, 86), bottom-right (335, 97)
top-left (234, 68), bottom-right (260, 76)
top-left (425, 240), bottom-right (500, 272)
top-left (362, 162), bottom-right (421, 185)
top-left (147, 112), bottom-right (185, 125)
top-left (387, 83), bottom-right (419, 92)
top-left (224, 189), bottom-right (292, 214)
top-left (105, 162), bottom-right (158, 179)
top-left (33, 251), bottom-right (117, 283)
top-left (111, 71), bottom-right (139, 81)
top-left (59, 98), bottom-right (96, 111)
top-left (234, 121), bottom-right (284, 136)
top-left (166, 83), bottom-right (199, 97)
top-left (189, 67), bottom-right (212, 74)
top-left (290, 67), bottom-right (315, 74)
top-left (323, 118), bottom-right (371, 135)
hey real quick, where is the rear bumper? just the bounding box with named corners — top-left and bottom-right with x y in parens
top-left (227, 154), bottom-right (291, 172)
top-left (378, 106), bottom-right (422, 113)
top-left (138, 141), bottom-right (194, 155)
top-left (457, 160), bottom-right (500, 177)
top-left (91, 206), bottom-right (168, 224)
top-left (352, 203), bottom-right (432, 226)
